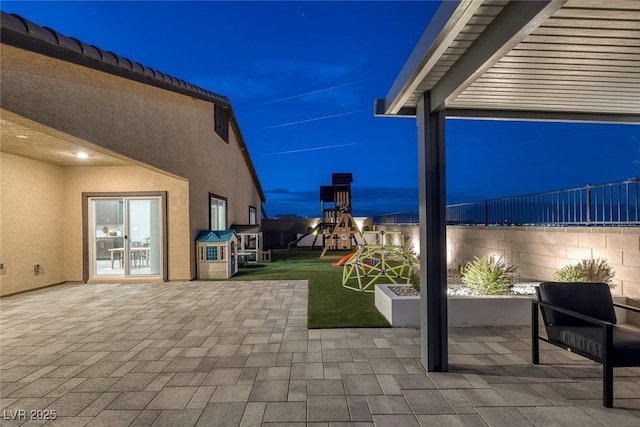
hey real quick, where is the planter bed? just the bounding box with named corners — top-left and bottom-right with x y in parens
top-left (375, 284), bottom-right (629, 328)
top-left (375, 284), bottom-right (536, 328)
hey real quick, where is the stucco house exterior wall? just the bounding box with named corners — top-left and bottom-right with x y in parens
top-left (1, 153), bottom-right (67, 295)
top-left (0, 13), bottom-right (265, 295)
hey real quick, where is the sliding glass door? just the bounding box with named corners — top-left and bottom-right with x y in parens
top-left (90, 196), bottom-right (162, 278)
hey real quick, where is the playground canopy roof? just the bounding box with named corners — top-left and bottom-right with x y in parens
top-left (375, 0), bottom-right (640, 124)
top-left (332, 173), bottom-right (353, 186)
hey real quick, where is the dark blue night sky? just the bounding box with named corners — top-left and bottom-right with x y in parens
top-left (4, 1), bottom-right (638, 218)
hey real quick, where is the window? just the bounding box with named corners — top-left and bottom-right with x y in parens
top-left (249, 206), bottom-right (257, 225)
top-left (210, 194), bottom-right (227, 230)
top-left (214, 105), bottom-right (229, 143)
top-left (204, 245), bottom-right (225, 261)
top-left (206, 246), bottom-right (218, 261)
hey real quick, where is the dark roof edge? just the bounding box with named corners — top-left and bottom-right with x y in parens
top-left (0, 12), bottom-right (230, 107)
top-left (227, 107), bottom-right (266, 202)
top-left (1, 11), bottom-right (266, 203)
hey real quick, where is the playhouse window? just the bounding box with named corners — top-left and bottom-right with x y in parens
top-left (206, 246), bottom-right (218, 261)
top-left (204, 245), bottom-right (226, 261)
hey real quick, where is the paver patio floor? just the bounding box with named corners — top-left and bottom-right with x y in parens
top-left (1, 281), bottom-right (639, 426)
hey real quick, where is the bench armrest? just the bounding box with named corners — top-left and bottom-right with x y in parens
top-left (533, 300), bottom-right (614, 327)
top-left (613, 302), bottom-right (640, 314)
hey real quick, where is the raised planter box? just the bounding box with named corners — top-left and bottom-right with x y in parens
top-left (375, 284), bottom-right (629, 328)
top-left (375, 284), bottom-right (421, 327)
top-left (375, 284), bottom-right (535, 327)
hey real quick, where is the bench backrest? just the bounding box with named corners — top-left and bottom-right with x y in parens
top-left (537, 282), bottom-right (616, 326)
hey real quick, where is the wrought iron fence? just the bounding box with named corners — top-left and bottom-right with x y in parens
top-left (373, 180), bottom-right (640, 226)
top-left (373, 210), bottom-right (420, 225)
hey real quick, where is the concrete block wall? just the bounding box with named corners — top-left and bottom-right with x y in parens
top-left (448, 226), bottom-right (640, 298)
top-left (372, 224), bottom-right (640, 298)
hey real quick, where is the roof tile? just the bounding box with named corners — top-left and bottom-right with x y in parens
top-left (131, 61), bottom-right (144, 74)
top-left (53, 32), bottom-right (83, 53)
top-left (81, 43), bottom-right (103, 60)
top-left (118, 56), bottom-right (133, 70)
top-left (30, 24), bottom-right (57, 44)
top-left (1, 13), bottom-right (27, 33)
top-left (101, 50), bottom-right (118, 66)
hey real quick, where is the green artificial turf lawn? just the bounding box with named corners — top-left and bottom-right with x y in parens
top-left (228, 249), bottom-right (390, 328)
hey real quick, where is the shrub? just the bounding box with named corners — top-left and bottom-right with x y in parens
top-left (552, 258), bottom-right (615, 286)
top-left (461, 255), bottom-right (518, 295)
top-left (552, 264), bottom-right (587, 282)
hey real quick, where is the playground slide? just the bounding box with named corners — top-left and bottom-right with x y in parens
top-left (286, 223), bottom-right (322, 250)
top-left (332, 252), bottom-right (355, 267)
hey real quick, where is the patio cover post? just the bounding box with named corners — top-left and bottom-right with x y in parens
top-left (417, 92), bottom-right (448, 372)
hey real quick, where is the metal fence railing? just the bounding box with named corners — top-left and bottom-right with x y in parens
top-left (373, 180), bottom-right (640, 226)
top-left (373, 210), bottom-right (420, 225)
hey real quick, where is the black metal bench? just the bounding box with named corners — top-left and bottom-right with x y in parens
top-left (532, 282), bottom-right (640, 408)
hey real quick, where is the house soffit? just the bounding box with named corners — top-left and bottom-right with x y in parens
top-left (1, 110), bottom-right (130, 167)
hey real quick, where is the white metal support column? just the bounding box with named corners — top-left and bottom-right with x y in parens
top-left (417, 92), bottom-right (448, 372)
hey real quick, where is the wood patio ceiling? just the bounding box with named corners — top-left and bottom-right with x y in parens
top-left (379, 0), bottom-right (640, 123)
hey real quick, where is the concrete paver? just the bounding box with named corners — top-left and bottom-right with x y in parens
top-left (1, 281), bottom-right (639, 426)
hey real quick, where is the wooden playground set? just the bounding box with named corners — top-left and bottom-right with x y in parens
top-left (297, 172), bottom-right (419, 292)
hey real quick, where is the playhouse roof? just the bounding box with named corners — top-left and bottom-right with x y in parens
top-left (195, 230), bottom-right (237, 242)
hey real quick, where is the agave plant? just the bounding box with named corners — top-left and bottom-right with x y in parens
top-left (552, 258), bottom-right (615, 286)
top-left (461, 255), bottom-right (517, 295)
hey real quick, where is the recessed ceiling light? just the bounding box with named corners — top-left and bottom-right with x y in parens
top-left (76, 152), bottom-right (89, 159)
top-left (16, 134), bottom-right (28, 139)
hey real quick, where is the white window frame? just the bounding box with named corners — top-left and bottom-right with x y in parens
top-left (249, 206), bottom-right (257, 225)
top-left (210, 194), bottom-right (227, 230)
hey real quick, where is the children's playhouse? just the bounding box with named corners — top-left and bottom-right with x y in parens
top-left (195, 230), bottom-right (238, 279)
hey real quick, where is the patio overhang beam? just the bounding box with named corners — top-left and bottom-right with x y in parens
top-left (376, 98), bottom-right (640, 124)
top-left (374, 99), bottom-right (640, 125)
top-left (445, 109), bottom-right (640, 125)
top-left (374, 99), bottom-right (416, 118)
